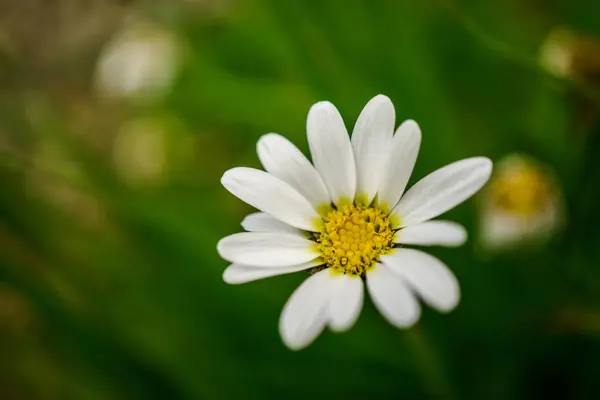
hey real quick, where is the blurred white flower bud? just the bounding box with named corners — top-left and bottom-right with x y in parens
top-left (113, 118), bottom-right (168, 186)
top-left (95, 20), bottom-right (182, 102)
top-left (539, 28), bottom-right (576, 78)
top-left (539, 27), bottom-right (600, 86)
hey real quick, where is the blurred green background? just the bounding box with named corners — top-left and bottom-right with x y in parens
top-left (2, 0), bottom-right (600, 398)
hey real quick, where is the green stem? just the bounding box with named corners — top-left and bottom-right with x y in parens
top-left (438, 0), bottom-right (600, 106)
top-left (405, 326), bottom-right (457, 399)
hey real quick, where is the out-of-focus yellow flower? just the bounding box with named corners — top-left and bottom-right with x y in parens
top-left (479, 154), bottom-right (563, 249)
top-left (113, 118), bottom-right (168, 186)
top-left (112, 116), bottom-right (194, 186)
top-left (94, 19), bottom-right (182, 102)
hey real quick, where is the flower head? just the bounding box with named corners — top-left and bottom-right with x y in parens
top-left (218, 95), bottom-right (492, 350)
top-left (479, 154), bottom-right (563, 249)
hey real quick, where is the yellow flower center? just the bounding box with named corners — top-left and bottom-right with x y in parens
top-left (315, 204), bottom-right (395, 276)
top-left (488, 167), bottom-right (552, 217)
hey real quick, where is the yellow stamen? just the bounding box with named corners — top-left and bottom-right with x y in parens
top-left (488, 166), bottom-right (552, 217)
top-left (315, 204), bottom-right (395, 276)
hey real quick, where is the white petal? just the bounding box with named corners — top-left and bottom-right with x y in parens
top-left (279, 269), bottom-right (332, 350)
top-left (381, 249), bottom-right (460, 312)
top-left (241, 212), bottom-right (302, 235)
top-left (366, 263), bottom-right (420, 328)
top-left (480, 210), bottom-right (527, 248)
top-left (328, 274), bottom-right (364, 332)
top-left (223, 260), bottom-right (321, 285)
top-left (307, 101), bottom-right (356, 205)
top-left (393, 157), bottom-right (492, 227)
top-left (221, 167), bottom-right (320, 231)
top-left (351, 95), bottom-right (395, 205)
top-left (480, 203), bottom-right (561, 249)
top-left (217, 232), bottom-right (318, 267)
top-left (257, 133), bottom-right (330, 211)
top-left (394, 220), bottom-right (467, 247)
top-left (377, 120), bottom-right (421, 212)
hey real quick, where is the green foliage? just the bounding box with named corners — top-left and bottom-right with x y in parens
top-left (1, 0), bottom-right (600, 398)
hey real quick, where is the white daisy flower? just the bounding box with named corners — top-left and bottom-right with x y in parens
top-left (479, 154), bottom-right (563, 249)
top-left (218, 95), bottom-right (493, 350)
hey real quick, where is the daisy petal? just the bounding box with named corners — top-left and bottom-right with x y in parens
top-left (377, 120), bottom-right (421, 212)
top-left (393, 157), bottom-right (492, 227)
top-left (394, 220), bottom-right (467, 247)
top-left (217, 232), bottom-right (318, 267)
top-left (328, 274), bottom-right (364, 332)
top-left (381, 249), bottom-right (460, 312)
top-left (307, 101), bottom-right (356, 205)
top-left (279, 269), bottom-right (331, 350)
top-left (221, 167), bottom-right (320, 231)
top-left (366, 263), bottom-right (420, 328)
top-left (223, 260), bottom-right (321, 285)
top-left (257, 133), bottom-right (330, 211)
top-left (241, 212), bottom-right (302, 235)
top-left (351, 95), bottom-right (395, 205)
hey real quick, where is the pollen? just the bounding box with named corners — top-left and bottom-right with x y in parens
top-left (315, 204), bottom-right (395, 276)
top-left (488, 165), bottom-right (552, 217)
